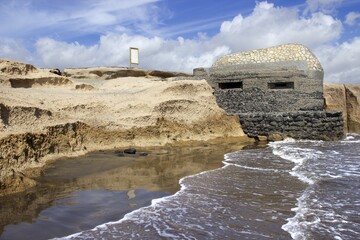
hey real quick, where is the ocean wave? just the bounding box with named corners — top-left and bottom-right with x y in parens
top-left (279, 134), bottom-right (360, 240)
top-left (270, 142), bottom-right (323, 185)
top-left (282, 189), bottom-right (320, 240)
top-left (224, 162), bottom-right (281, 172)
top-left (57, 135), bottom-right (360, 240)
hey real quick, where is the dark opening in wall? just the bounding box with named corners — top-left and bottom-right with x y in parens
top-left (268, 82), bottom-right (294, 89)
top-left (218, 81), bottom-right (243, 89)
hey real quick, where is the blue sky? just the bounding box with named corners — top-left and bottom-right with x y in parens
top-left (0, 0), bottom-right (360, 83)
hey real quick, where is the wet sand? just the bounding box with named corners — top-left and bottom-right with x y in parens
top-left (0, 138), bottom-right (256, 240)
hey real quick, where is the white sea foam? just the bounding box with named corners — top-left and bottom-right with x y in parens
top-left (224, 162), bottom-right (280, 172)
top-left (280, 134), bottom-right (360, 240)
top-left (270, 142), bottom-right (321, 185)
top-left (282, 190), bottom-right (315, 240)
top-left (341, 133), bottom-right (360, 143)
top-left (271, 139), bottom-right (323, 239)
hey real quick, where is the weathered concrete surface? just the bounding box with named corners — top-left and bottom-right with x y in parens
top-left (208, 44), bottom-right (324, 114)
top-left (324, 84), bottom-right (360, 133)
top-left (211, 71), bottom-right (324, 113)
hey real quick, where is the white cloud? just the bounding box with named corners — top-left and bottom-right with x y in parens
top-left (0, 38), bottom-right (32, 62)
top-left (35, 1), bottom-right (343, 72)
top-left (2, 1), bottom-right (359, 83)
top-left (315, 37), bottom-right (360, 83)
top-left (345, 12), bottom-right (360, 26)
top-left (35, 38), bottom-right (100, 68)
top-left (0, 0), bottom-right (161, 38)
top-left (306, 0), bottom-right (343, 13)
top-left (35, 34), bottom-right (230, 71)
top-left (214, 2), bottom-right (342, 51)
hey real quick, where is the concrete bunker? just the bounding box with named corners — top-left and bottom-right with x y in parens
top-left (203, 44), bottom-right (344, 140)
top-left (208, 44), bottom-right (325, 114)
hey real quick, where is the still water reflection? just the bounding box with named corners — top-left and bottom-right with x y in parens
top-left (0, 139), bottom-right (254, 240)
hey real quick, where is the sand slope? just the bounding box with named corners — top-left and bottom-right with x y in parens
top-left (0, 59), bottom-right (248, 195)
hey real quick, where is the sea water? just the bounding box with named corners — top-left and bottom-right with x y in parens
top-left (60, 134), bottom-right (360, 240)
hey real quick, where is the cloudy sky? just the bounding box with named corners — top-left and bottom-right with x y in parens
top-left (0, 0), bottom-right (359, 83)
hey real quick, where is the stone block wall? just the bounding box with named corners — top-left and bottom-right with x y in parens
top-left (215, 89), bottom-right (323, 114)
top-left (239, 111), bottom-right (344, 140)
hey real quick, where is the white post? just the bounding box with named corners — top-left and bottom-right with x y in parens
top-left (129, 47), bottom-right (139, 68)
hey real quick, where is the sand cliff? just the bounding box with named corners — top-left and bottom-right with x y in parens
top-left (0, 59), bottom-right (248, 196)
top-left (324, 84), bottom-right (360, 133)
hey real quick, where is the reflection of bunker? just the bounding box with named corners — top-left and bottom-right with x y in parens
top-left (208, 44), bottom-right (324, 114)
top-left (204, 44), bottom-right (344, 140)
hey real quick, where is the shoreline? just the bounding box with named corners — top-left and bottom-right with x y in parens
top-left (0, 128), bottom-right (251, 196)
top-left (1, 58), bottom-right (359, 198)
top-left (0, 138), bottom-right (256, 240)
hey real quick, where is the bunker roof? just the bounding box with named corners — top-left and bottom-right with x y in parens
top-left (212, 44), bottom-right (323, 71)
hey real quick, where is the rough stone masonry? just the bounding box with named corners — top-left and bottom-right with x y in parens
top-left (201, 44), bottom-right (344, 140)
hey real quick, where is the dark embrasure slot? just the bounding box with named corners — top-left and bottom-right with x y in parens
top-left (268, 82), bottom-right (294, 89)
top-left (218, 82), bottom-right (243, 89)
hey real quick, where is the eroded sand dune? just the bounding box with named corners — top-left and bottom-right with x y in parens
top-left (0, 59), bottom-right (248, 195)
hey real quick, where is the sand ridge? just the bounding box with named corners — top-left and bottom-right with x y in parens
top-left (0, 59), bottom-right (249, 195)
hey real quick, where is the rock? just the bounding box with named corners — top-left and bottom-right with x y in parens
top-left (49, 68), bottom-right (62, 76)
top-left (268, 133), bottom-right (284, 141)
top-left (139, 152), bottom-right (148, 156)
top-left (257, 135), bottom-right (268, 141)
top-left (115, 151), bottom-right (125, 157)
top-left (127, 190), bottom-right (136, 199)
top-left (124, 148), bottom-right (136, 154)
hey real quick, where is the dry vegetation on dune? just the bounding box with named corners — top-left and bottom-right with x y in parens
top-left (0, 59), bottom-right (249, 195)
